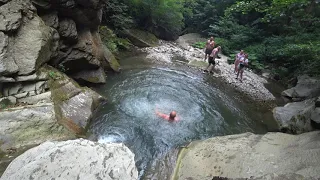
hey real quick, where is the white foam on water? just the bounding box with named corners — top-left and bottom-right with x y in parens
top-left (98, 134), bottom-right (125, 144)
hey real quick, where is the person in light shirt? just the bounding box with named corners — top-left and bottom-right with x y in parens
top-left (236, 54), bottom-right (249, 82)
top-left (234, 50), bottom-right (245, 73)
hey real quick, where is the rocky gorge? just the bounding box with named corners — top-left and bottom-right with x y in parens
top-left (0, 0), bottom-right (320, 179)
top-left (0, 0), bottom-right (120, 150)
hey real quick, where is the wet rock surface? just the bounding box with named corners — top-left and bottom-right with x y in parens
top-left (140, 36), bottom-right (275, 101)
top-left (174, 132), bottom-right (320, 180)
top-left (1, 139), bottom-right (138, 180)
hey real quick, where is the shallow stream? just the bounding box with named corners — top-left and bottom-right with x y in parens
top-left (89, 52), bottom-right (279, 179)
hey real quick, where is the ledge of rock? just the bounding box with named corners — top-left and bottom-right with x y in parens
top-left (174, 132), bottom-right (320, 180)
top-left (0, 66), bottom-right (106, 150)
top-left (0, 103), bottom-right (73, 150)
top-left (273, 98), bottom-right (319, 134)
top-left (282, 75), bottom-right (320, 101)
top-left (1, 139), bottom-right (138, 180)
top-left (121, 29), bottom-right (159, 47)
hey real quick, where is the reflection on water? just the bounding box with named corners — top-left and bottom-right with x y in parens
top-left (89, 54), bottom-right (278, 179)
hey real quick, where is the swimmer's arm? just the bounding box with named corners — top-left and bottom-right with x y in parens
top-left (156, 110), bottom-right (169, 120)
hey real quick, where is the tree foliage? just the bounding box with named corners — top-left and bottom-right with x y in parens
top-left (102, 0), bottom-right (320, 79)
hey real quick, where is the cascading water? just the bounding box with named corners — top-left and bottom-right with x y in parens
top-left (89, 53), bottom-right (277, 178)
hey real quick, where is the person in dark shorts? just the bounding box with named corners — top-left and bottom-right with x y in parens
top-left (204, 46), bottom-right (221, 73)
top-left (236, 54), bottom-right (249, 82)
top-left (204, 37), bottom-right (215, 61)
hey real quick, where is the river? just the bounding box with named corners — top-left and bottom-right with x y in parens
top-left (89, 51), bottom-right (279, 179)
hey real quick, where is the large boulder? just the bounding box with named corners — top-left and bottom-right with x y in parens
top-left (1, 139), bottom-right (138, 180)
top-left (121, 29), bottom-right (159, 47)
top-left (282, 75), bottom-right (320, 101)
top-left (273, 98), bottom-right (317, 134)
top-left (46, 66), bottom-right (105, 134)
top-left (174, 132), bottom-right (320, 180)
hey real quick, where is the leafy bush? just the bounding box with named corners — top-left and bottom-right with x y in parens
top-left (214, 37), bottom-right (233, 56)
top-left (100, 26), bottom-right (132, 53)
top-left (191, 41), bottom-right (206, 49)
top-left (101, 0), bottom-right (133, 29)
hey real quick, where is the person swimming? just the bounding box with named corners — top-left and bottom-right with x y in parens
top-left (156, 110), bottom-right (179, 122)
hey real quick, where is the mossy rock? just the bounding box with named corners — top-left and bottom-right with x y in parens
top-left (103, 46), bottom-right (121, 72)
top-left (121, 29), bottom-right (159, 47)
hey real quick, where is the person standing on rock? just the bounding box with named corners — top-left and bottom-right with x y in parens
top-left (204, 37), bottom-right (215, 61)
top-left (234, 50), bottom-right (245, 73)
top-left (203, 46), bottom-right (221, 74)
top-left (236, 54), bottom-right (249, 82)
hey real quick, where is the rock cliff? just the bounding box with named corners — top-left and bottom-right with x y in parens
top-left (0, 0), bottom-right (117, 151)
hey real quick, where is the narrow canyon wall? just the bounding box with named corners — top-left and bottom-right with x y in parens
top-left (0, 0), bottom-right (118, 151)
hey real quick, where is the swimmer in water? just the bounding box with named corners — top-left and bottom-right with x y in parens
top-left (156, 110), bottom-right (179, 122)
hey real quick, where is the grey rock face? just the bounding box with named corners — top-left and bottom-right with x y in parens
top-left (59, 30), bottom-right (101, 73)
top-left (58, 18), bottom-right (78, 43)
top-left (0, 96), bottom-right (16, 105)
top-left (60, 89), bottom-right (103, 128)
top-left (0, 76), bottom-right (15, 82)
top-left (1, 139), bottom-right (138, 180)
top-left (72, 67), bottom-right (106, 83)
top-left (282, 75), bottom-right (320, 101)
top-left (57, 87), bottom-right (105, 133)
top-left (2, 81), bottom-right (48, 97)
top-left (17, 91), bottom-right (52, 104)
top-left (0, 0), bottom-right (35, 32)
top-left (273, 98), bottom-right (316, 134)
top-left (175, 132), bottom-right (320, 180)
top-left (311, 108), bottom-right (320, 124)
top-left (40, 11), bottom-right (59, 29)
top-left (14, 71), bottom-right (48, 82)
top-left (10, 15), bottom-right (58, 75)
top-left (0, 31), bottom-right (19, 75)
top-left (0, 103), bottom-right (73, 149)
top-left (316, 97), bottom-right (320, 107)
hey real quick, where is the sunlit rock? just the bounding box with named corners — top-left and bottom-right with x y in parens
top-left (1, 139), bottom-right (138, 180)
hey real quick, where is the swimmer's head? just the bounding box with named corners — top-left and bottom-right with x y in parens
top-left (169, 111), bottom-right (177, 119)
